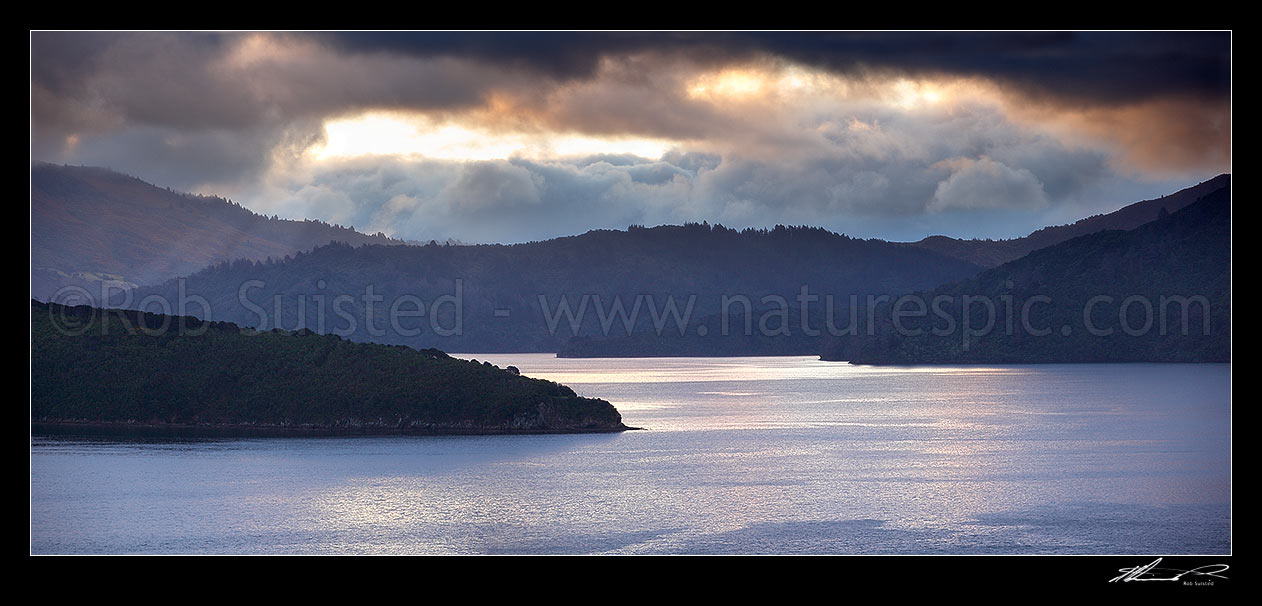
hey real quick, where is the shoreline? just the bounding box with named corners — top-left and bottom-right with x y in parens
top-left (31, 420), bottom-right (639, 439)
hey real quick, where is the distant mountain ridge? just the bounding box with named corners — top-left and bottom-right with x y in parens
top-left (553, 177), bottom-right (1234, 357)
top-left (31, 163), bottom-right (404, 300)
top-left (33, 164), bottom-right (1231, 359)
top-left (907, 174), bottom-right (1230, 267)
top-left (824, 185), bottom-right (1231, 363)
top-left (125, 223), bottom-right (985, 353)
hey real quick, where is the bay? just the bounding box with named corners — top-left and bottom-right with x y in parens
top-left (30, 356), bottom-right (1230, 555)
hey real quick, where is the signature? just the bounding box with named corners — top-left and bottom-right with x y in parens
top-left (1109, 558), bottom-right (1229, 583)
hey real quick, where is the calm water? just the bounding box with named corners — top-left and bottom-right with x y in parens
top-left (30, 356), bottom-right (1231, 555)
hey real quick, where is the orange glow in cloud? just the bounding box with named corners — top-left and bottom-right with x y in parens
top-left (1004, 94), bottom-right (1231, 176)
top-left (688, 68), bottom-right (768, 99)
top-left (311, 111), bottom-right (676, 162)
top-left (684, 64), bottom-right (987, 114)
top-left (686, 65), bottom-right (848, 103)
top-left (891, 79), bottom-right (946, 109)
top-left (305, 56), bottom-right (1226, 180)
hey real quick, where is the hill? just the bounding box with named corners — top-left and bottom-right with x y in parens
top-left (822, 186), bottom-right (1231, 363)
top-left (31, 163), bottom-right (402, 300)
top-left (906, 174), bottom-right (1230, 267)
top-left (31, 300), bottom-right (627, 435)
top-left (121, 223), bottom-right (984, 353)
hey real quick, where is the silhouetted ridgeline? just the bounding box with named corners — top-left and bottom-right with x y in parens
top-left (546, 177), bottom-right (1232, 357)
top-left (822, 186), bottom-right (1231, 364)
top-left (906, 174), bottom-right (1230, 267)
top-left (123, 223), bottom-right (984, 353)
top-left (38, 164), bottom-right (1228, 359)
top-left (32, 163), bottom-right (402, 300)
top-left (31, 301), bottom-right (628, 435)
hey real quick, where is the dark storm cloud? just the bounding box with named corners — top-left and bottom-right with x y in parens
top-left (29, 30), bottom-right (1230, 245)
top-left (30, 31), bottom-right (541, 138)
top-left (31, 32), bottom-right (136, 98)
top-left (316, 31), bottom-right (743, 80)
top-left (63, 126), bottom-right (273, 187)
top-left (32, 32), bottom-right (244, 131)
top-left (741, 31), bottom-right (1230, 105)
top-left (317, 31), bottom-right (1230, 105)
top-left (31, 31), bottom-right (1230, 139)
top-left (30, 31), bottom-right (548, 189)
top-left (57, 119), bottom-right (327, 193)
top-left (31, 31), bottom-right (1230, 158)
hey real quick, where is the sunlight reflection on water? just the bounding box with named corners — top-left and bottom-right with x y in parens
top-left (32, 356), bottom-right (1229, 554)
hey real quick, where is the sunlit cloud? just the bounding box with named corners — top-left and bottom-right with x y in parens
top-left (685, 64), bottom-right (852, 107)
top-left (312, 111), bottom-right (678, 162)
top-left (684, 64), bottom-right (988, 117)
top-left (31, 31), bottom-right (1230, 245)
top-left (313, 113), bottom-right (523, 161)
top-left (688, 68), bottom-right (769, 99)
top-left (1000, 95), bottom-right (1232, 177)
top-left (891, 79), bottom-right (943, 109)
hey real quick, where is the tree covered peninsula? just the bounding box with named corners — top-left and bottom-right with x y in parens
top-left (32, 301), bottom-right (628, 436)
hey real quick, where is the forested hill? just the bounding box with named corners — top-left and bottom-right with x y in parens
top-left (822, 185), bottom-right (1231, 364)
top-left (31, 300), bottom-right (627, 435)
top-left (125, 223), bottom-right (984, 353)
top-left (907, 174), bottom-right (1230, 267)
top-left (31, 163), bottom-right (402, 300)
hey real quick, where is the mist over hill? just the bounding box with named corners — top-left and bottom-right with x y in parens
top-left (557, 176), bottom-right (1232, 357)
top-left (34, 164), bottom-right (1230, 360)
top-left (31, 163), bottom-right (403, 300)
top-left (824, 186), bottom-right (1231, 363)
top-left (906, 174), bottom-right (1230, 267)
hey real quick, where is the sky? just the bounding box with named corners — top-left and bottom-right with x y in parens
top-left (30, 31), bottom-right (1231, 244)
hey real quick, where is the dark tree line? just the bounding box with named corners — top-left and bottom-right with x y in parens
top-left (31, 301), bottom-right (626, 434)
